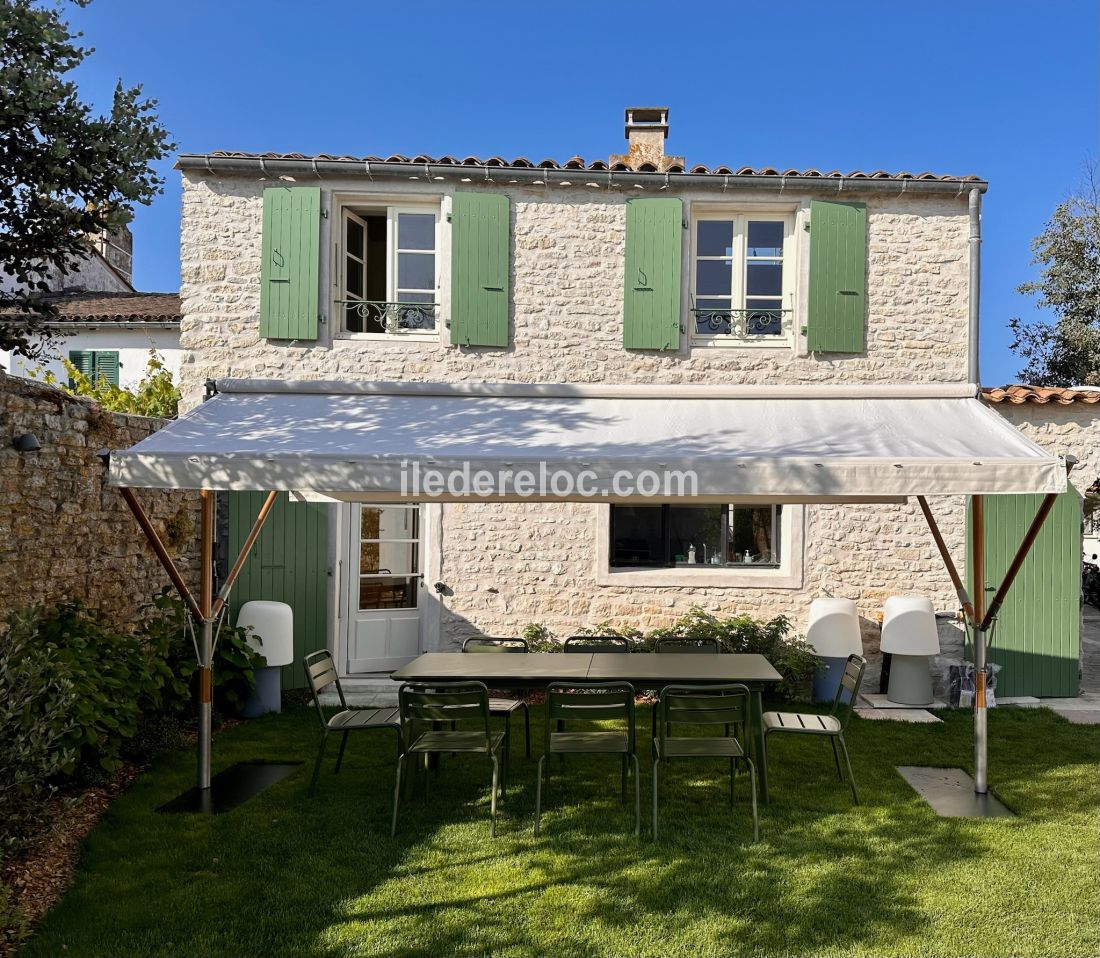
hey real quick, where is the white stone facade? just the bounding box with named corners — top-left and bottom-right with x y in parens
top-left (179, 169), bottom-right (1067, 687)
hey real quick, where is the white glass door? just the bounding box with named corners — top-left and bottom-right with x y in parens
top-left (345, 503), bottom-right (423, 673)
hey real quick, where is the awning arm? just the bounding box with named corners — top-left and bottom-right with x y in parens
top-left (118, 486), bottom-right (202, 622)
top-left (211, 490), bottom-right (279, 620)
top-left (916, 495), bottom-right (976, 623)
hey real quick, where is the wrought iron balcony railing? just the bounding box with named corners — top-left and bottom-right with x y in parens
top-left (338, 300), bottom-right (438, 334)
top-left (691, 307), bottom-right (791, 339)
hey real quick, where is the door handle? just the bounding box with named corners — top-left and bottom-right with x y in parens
top-left (482, 285), bottom-right (504, 292)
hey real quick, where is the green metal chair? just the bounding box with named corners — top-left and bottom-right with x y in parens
top-left (563, 635), bottom-right (631, 653)
top-left (535, 682), bottom-right (640, 837)
top-left (652, 683), bottom-right (758, 842)
top-left (461, 637), bottom-right (531, 758)
top-left (393, 680), bottom-right (506, 837)
top-left (762, 653), bottom-right (866, 805)
top-left (653, 636), bottom-right (721, 653)
top-left (302, 649), bottom-right (403, 796)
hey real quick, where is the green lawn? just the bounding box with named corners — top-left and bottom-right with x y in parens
top-left (25, 704), bottom-right (1099, 958)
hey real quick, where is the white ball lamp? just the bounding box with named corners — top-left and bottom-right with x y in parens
top-left (236, 600), bottom-right (294, 716)
top-left (880, 595), bottom-right (940, 705)
top-left (806, 598), bottom-right (863, 702)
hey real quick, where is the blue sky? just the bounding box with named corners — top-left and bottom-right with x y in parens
top-left (67, 0), bottom-right (1096, 385)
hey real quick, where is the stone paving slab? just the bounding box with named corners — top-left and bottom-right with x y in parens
top-left (861, 691), bottom-right (947, 710)
top-left (1051, 708), bottom-right (1100, 725)
top-left (855, 707), bottom-right (942, 723)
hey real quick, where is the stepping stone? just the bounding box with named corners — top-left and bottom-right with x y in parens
top-left (855, 707), bottom-right (942, 723)
top-left (860, 691), bottom-right (947, 710)
top-left (1051, 709), bottom-right (1100, 725)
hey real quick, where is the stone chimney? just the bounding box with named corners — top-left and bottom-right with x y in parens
top-left (610, 107), bottom-right (684, 172)
top-left (92, 224), bottom-right (134, 285)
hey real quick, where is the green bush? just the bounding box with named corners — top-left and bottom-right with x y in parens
top-left (570, 621), bottom-right (645, 647)
top-left (521, 622), bottom-right (559, 653)
top-left (0, 613), bottom-right (78, 847)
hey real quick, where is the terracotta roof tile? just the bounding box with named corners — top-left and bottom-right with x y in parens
top-left (982, 384), bottom-right (1100, 405)
top-left (196, 150), bottom-right (983, 182)
top-left (0, 291), bottom-right (180, 324)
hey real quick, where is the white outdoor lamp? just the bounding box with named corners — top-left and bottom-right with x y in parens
top-left (880, 595), bottom-right (940, 705)
top-left (806, 598), bottom-right (863, 702)
top-left (236, 600), bottom-right (294, 716)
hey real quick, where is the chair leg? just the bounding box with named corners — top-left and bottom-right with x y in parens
top-left (309, 732), bottom-right (329, 796)
top-left (334, 731), bottom-right (350, 775)
top-left (522, 702), bottom-right (531, 759)
top-left (730, 756), bottom-right (736, 808)
top-left (838, 735), bottom-right (859, 805)
top-left (423, 752), bottom-right (431, 799)
top-left (534, 755), bottom-right (546, 836)
top-left (391, 754), bottom-right (405, 837)
top-left (621, 754), bottom-right (627, 804)
top-left (490, 755), bottom-right (499, 838)
top-left (830, 736), bottom-right (843, 781)
top-left (745, 757), bottom-right (760, 843)
top-left (651, 758), bottom-right (659, 840)
top-left (761, 731), bottom-right (771, 805)
top-left (632, 753), bottom-right (641, 837)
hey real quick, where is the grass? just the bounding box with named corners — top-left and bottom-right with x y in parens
top-left (23, 703), bottom-right (1100, 958)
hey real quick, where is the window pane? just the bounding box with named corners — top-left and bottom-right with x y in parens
top-left (360, 539), bottom-right (419, 575)
top-left (695, 300), bottom-right (732, 335)
top-left (398, 213), bottom-right (435, 251)
top-left (745, 299), bottom-right (784, 335)
top-left (361, 506), bottom-right (419, 541)
top-left (696, 259), bottom-right (732, 296)
top-left (728, 505), bottom-right (781, 564)
top-left (397, 291), bottom-right (434, 304)
top-left (669, 506), bottom-right (722, 565)
top-left (359, 575), bottom-right (418, 611)
top-left (696, 220), bottom-right (733, 257)
top-left (345, 256), bottom-right (364, 298)
top-left (345, 303), bottom-right (365, 333)
top-left (747, 221), bottom-right (784, 257)
top-left (398, 252), bottom-right (435, 291)
top-left (611, 506), bottom-right (664, 566)
top-left (346, 217), bottom-right (365, 255)
top-left (746, 262), bottom-right (783, 297)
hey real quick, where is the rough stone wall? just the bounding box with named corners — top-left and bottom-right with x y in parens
top-left (177, 171), bottom-right (975, 685)
top-left (992, 403), bottom-right (1100, 496)
top-left (0, 373), bottom-right (198, 629)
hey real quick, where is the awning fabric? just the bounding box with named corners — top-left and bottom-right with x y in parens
top-left (108, 380), bottom-right (1067, 501)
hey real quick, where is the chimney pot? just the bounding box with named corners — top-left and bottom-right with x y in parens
top-left (612, 106), bottom-right (684, 173)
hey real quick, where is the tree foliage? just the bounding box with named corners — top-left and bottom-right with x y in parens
top-left (0, 0), bottom-right (173, 358)
top-left (1009, 168), bottom-right (1100, 386)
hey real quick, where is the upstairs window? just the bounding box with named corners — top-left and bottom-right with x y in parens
top-left (339, 205), bottom-right (439, 337)
top-left (609, 503), bottom-right (782, 569)
top-left (691, 213), bottom-right (795, 346)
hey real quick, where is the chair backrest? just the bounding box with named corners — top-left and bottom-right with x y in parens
top-left (563, 635), bottom-right (631, 653)
top-left (657, 684), bottom-right (751, 747)
top-left (831, 654), bottom-right (866, 728)
top-left (398, 681), bottom-right (492, 746)
top-left (461, 637), bottom-right (529, 653)
top-left (653, 637), bottom-right (721, 654)
top-left (544, 681), bottom-right (636, 749)
top-left (303, 649), bottom-right (344, 725)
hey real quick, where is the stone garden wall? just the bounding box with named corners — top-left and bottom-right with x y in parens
top-left (0, 372), bottom-right (198, 629)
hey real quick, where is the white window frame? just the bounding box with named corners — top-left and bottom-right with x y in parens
top-left (335, 201), bottom-right (441, 341)
top-left (689, 209), bottom-right (797, 349)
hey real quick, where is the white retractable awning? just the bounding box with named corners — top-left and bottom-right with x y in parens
top-left (108, 380), bottom-right (1067, 501)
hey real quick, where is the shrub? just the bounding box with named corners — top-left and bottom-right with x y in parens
top-left (570, 621), bottom-right (645, 647)
top-left (138, 591), bottom-right (266, 721)
top-left (0, 614), bottom-right (78, 848)
top-left (645, 606), bottom-right (819, 699)
top-left (521, 622), bottom-right (559, 653)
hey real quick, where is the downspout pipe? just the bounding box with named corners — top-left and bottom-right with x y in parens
top-left (968, 188), bottom-right (982, 385)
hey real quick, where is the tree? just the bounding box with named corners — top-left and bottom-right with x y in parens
top-left (1008, 167), bottom-right (1100, 386)
top-left (0, 0), bottom-right (173, 359)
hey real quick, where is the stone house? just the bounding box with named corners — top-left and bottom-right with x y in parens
top-left (171, 108), bottom-right (1093, 698)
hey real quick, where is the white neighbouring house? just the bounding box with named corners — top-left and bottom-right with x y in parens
top-left (0, 225), bottom-right (181, 389)
top-left (169, 108), bottom-right (1098, 700)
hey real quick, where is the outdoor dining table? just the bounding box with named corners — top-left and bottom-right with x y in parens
top-left (391, 651), bottom-right (784, 802)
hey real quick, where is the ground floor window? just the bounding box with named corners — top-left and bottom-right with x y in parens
top-left (609, 503), bottom-right (782, 568)
top-left (357, 504), bottom-right (421, 609)
top-left (68, 349), bottom-right (119, 387)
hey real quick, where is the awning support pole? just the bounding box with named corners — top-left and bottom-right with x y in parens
top-left (211, 490), bottom-right (278, 620)
top-left (971, 495), bottom-right (988, 793)
top-left (197, 490), bottom-right (215, 791)
top-left (118, 487), bottom-right (202, 622)
top-left (916, 496), bottom-right (976, 622)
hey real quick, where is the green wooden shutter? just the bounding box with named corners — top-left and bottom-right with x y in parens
top-left (450, 191), bottom-right (509, 347)
top-left (966, 492), bottom-right (1082, 697)
top-left (228, 491), bottom-right (329, 690)
top-left (623, 197), bottom-right (682, 350)
top-left (806, 199), bottom-right (867, 353)
top-left (68, 350), bottom-right (93, 386)
top-left (259, 186), bottom-right (322, 340)
top-left (93, 350), bottom-right (119, 387)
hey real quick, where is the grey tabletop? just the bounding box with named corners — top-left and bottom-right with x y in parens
top-left (390, 651), bottom-right (782, 687)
